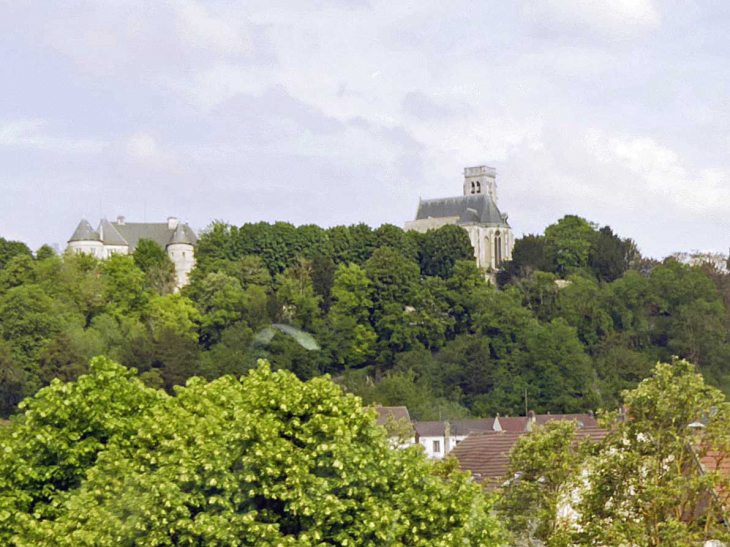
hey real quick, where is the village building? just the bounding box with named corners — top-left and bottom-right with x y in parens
top-left (67, 216), bottom-right (197, 289)
top-left (450, 426), bottom-right (609, 489)
top-left (413, 413), bottom-right (597, 459)
top-left (405, 165), bottom-right (515, 271)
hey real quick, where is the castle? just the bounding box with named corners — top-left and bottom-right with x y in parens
top-left (67, 216), bottom-right (196, 288)
top-left (404, 165), bottom-right (514, 271)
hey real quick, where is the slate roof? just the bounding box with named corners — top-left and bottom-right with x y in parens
top-left (98, 219), bottom-right (128, 246)
top-left (372, 406), bottom-right (411, 427)
top-left (534, 413), bottom-right (598, 428)
top-left (451, 418), bottom-right (497, 435)
top-left (414, 194), bottom-right (509, 228)
top-left (451, 427), bottom-right (609, 489)
top-left (68, 219), bottom-right (100, 242)
top-left (109, 222), bottom-right (197, 252)
top-left (414, 421), bottom-right (446, 437)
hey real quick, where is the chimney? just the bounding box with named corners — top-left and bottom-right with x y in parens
top-left (117, 216), bottom-right (125, 225)
top-left (444, 421), bottom-right (451, 455)
top-left (525, 410), bottom-right (536, 432)
top-left (167, 217), bottom-right (179, 230)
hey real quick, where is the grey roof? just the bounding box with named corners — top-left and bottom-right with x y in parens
top-left (69, 219), bottom-right (100, 242)
top-left (169, 224), bottom-right (197, 245)
top-left (98, 219), bottom-right (128, 246)
top-left (414, 421), bottom-right (446, 437)
top-left (415, 193), bottom-right (509, 227)
top-left (372, 406), bottom-right (411, 427)
top-left (451, 418), bottom-right (496, 436)
top-left (110, 222), bottom-right (197, 252)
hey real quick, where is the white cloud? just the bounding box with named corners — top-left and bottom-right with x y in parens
top-left (522, 0), bottom-right (660, 35)
top-left (0, 120), bottom-right (108, 153)
top-left (175, 0), bottom-right (252, 55)
top-left (586, 130), bottom-right (730, 213)
top-left (126, 133), bottom-right (162, 160)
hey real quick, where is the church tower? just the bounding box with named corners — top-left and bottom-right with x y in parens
top-left (463, 165), bottom-right (498, 205)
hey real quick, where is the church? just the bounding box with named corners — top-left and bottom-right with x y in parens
top-left (404, 165), bottom-right (514, 271)
top-left (67, 216), bottom-right (196, 289)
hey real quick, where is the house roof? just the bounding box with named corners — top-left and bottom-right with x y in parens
top-left (372, 406), bottom-right (411, 427)
top-left (451, 418), bottom-right (497, 435)
top-left (68, 219), bottom-right (101, 242)
top-left (414, 421), bottom-right (446, 437)
top-left (452, 427), bottom-right (609, 489)
top-left (496, 416), bottom-right (529, 432)
top-left (534, 413), bottom-right (598, 428)
top-left (415, 193), bottom-right (509, 227)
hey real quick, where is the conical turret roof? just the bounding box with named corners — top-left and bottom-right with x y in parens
top-left (68, 219), bottom-right (100, 242)
top-left (168, 224), bottom-right (196, 246)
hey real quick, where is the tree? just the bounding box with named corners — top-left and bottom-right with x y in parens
top-left (497, 421), bottom-right (585, 547)
top-left (544, 215), bottom-right (596, 275)
top-left (0, 357), bottom-right (162, 545)
top-left (275, 258), bottom-right (321, 330)
top-left (577, 360), bottom-right (730, 546)
top-left (0, 237), bottom-right (32, 271)
top-left (5, 361), bottom-right (504, 547)
top-left (419, 225), bottom-right (475, 279)
top-left (133, 239), bottom-right (176, 294)
top-left (100, 254), bottom-right (150, 318)
top-left (588, 226), bottom-right (636, 282)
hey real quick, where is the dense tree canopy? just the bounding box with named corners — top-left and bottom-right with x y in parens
top-left (1, 359), bottom-right (503, 547)
top-left (2, 216), bottom-right (730, 422)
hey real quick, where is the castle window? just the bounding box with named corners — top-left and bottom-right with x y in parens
top-left (470, 181), bottom-right (476, 194)
top-left (475, 181), bottom-right (481, 194)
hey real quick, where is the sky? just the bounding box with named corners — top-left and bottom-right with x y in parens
top-left (1, 0), bottom-right (729, 258)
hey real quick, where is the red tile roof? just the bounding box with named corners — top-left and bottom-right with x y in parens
top-left (372, 406), bottom-right (411, 426)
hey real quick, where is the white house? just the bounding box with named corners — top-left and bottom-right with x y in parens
top-left (67, 216), bottom-right (197, 289)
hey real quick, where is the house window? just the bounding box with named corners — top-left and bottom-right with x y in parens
top-left (433, 440), bottom-right (441, 453)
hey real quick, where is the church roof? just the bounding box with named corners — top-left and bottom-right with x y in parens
top-left (415, 193), bottom-right (509, 228)
top-left (69, 219), bottom-right (101, 242)
top-left (109, 222), bottom-right (197, 252)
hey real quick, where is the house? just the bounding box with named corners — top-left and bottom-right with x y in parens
top-left (450, 427), bottom-right (609, 490)
top-left (371, 406), bottom-right (415, 447)
top-left (414, 419), bottom-right (496, 459)
top-left (67, 216), bottom-right (196, 289)
top-left (405, 165), bottom-right (514, 272)
top-left (413, 413), bottom-right (598, 459)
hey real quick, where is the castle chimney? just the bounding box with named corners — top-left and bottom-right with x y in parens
top-left (167, 217), bottom-right (179, 230)
top-left (117, 216), bottom-right (125, 225)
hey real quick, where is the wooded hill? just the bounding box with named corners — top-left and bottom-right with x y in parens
top-left (1, 215), bottom-right (729, 419)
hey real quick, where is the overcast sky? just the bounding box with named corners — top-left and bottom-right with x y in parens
top-left (1, 0), bottom-right (729, 258)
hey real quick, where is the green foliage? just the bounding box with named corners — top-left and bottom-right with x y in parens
top-left (577, 360), bottom-right (730, 546)
top-left (3, 361), bottom-right (503, 547)
top-left (544, 215), bottom-right (597, 275)
top-left (0, 237), bottom-right (32, 271)
top-left (0, 357), bottom-right (162, 545)
top-left (497, 421), bottom-right (586, 547)
top-left (419, 224), bottom-right (475, 279)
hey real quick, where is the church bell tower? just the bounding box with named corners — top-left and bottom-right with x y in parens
top-left (463, 165), bottom-right (498, 205)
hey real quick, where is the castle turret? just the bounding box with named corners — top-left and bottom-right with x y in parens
top-left (167, 224), bottom-right (196, 289)
top-left (67, 219), bottom-right (103, 257)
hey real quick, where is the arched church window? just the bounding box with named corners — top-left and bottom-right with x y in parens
top-left (470, 181), bottom-right (476, 194)
top-left (494, 231), bottom-right (502, 267)
top-left (475, 181), bottom-right (481, 194)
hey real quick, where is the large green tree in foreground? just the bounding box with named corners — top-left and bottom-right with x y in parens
top-left (1, 359), bottom-right (502, 547)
